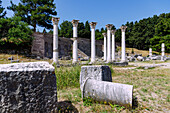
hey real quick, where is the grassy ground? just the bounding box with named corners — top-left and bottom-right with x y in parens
top-left (57, 65), bottom-right (170, 113)
top-left (0, 53), bottom-right (170, 112)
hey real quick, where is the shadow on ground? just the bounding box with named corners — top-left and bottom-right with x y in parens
top-left (56, 100), bottom-right (78, 113)
top-left (132, 96), bottom-right (138, 109)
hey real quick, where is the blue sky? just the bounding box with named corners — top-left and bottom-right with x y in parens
top-left (2, 0), bottom-right (170, 31)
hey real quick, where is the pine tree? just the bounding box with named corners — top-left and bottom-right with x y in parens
top-left (8, 0), bottom-right (57, 31)
top-left (0, 0), bottom-right (6, 18)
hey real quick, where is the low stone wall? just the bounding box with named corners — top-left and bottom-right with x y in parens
top-left (0, 62), bottom-right (57, 113)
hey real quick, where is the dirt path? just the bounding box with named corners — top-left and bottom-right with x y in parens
top-left (113, 62), bottom-right (170, 70)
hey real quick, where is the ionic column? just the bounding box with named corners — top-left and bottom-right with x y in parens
top-left (72, 20), bottom-right (79, 64)
top-left (90, 22), bottom-right (97, 63)
top-left (106, 24), bottom-right (113, 63)
top-left (120, 26), bottom-right (127, 62)
top-left (52, 17), bottom-right (60, 65)
top-left (102, 33), bottom-right (107, 61)
top-left (161, 43), bottom-right (165, 61)
top-left (149, 48), bottom-right (152, 57)
top-left (111, 30), bottom-right (116, 62)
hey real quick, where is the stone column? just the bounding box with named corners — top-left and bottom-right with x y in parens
top-left (111, 30), bottom-right (116, 62)
top-left (120, 26), bottom-right (127, 62)
top-left (149, 48), bottom-right (152, 57)
top-left (52, 17), bottom-right (60, 65)
top-left (106, 24), bottom-right (113, 63)
top-left (72, 20), bottom-right (79, 64)
top-left (89, 22), bottom-right (97, 63)
top-left (161, 43), bottom-right (165, 61)
top-left (102, 33), bottom-right (107, 61)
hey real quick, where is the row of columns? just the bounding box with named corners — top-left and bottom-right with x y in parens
top-left (52, 17), bottom-right (127, 64)
top-left (103, 25), bottom-right (127, 63)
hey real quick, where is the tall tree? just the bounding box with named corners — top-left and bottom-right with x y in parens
top-left (84, 21), bottom-right (91, 39)
top-left (78, 22), bottom-right (85, 38)
top-left (0, 0), bottom-right (6, 18)
top-left (8, 0), bottom-right (57, 31)
top-left (59, 20), bottom-right (73, 38)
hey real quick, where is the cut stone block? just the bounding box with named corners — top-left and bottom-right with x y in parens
top-left (0, 61), bottom-right (57, 113)
top-left (80, 65), bottom-right (112, 87)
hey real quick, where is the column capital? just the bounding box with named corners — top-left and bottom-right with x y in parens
top-left (102, 33), bottom-right (107, 37)
top-left (89, 22), bottom-right (97, 29)
top-left (72, 19), bottom-right (79, 27)
top-left (120, 26), bottom-right (127, 32)
top-left (105, 24), bottom-right (113, 30)
top-left (52, 17), bottom-right (60, 25)
top-left (111, 30), bottom-right (116, 35)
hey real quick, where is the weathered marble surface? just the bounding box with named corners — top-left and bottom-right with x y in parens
top-left (80, 65), bottom-right (112, 87)
top-left (0, 62), bottom-right (57, 113)
top-left (83, 79), bottom-right (133, 108)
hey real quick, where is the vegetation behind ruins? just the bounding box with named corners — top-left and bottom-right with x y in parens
top-left (0, 0), bottom-right (170, 53)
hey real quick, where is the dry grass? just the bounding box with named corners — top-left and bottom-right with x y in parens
top-left (57, 66), bottom-right (170, 113)
top-left (125, 48), bottom-right (170, 57)
top-left (0, 53), bottom-right (170, 112)
top-left (0, 54), bottom-right (50, 64)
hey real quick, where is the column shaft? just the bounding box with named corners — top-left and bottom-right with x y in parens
top-left (161, 43), bottom-right (165, 61)
top-left (107, 30), bottom-right (111, 62)
top-left (72, 20), bottom-right (79, 63)
top-left (104, 35), bottom-right (107, 61)
top-left (91, 28), bottom-right (95, 63)
top-left (73, 26), bottom-right (78, 63)
top-left (52, 17), bottom-right (59, 64)
top-left (90, 22), bottom-right (97, 63)
top-left (149, 48), bottom-right (152, 57)
top-left (112, 34), bottom-right (115, 61)
top-left (120, 26), bottom-right (127, 62)
top-left (121, 31), bottom-right (126, 62)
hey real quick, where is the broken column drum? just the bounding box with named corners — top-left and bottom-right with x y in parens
top-left (0, 62), bottom-right (57, 113)
top-left (82, 78), bottom-right (133, 107)
top-left (120, 26), bottom-right (127, 62)
top-left (111, 30), bottom-right (116, 61)
top-left (72, 20), bottom-right (79, 63)
top-left (106, 24), bottom-right (113, 63)
top-left (90, 22), bottom-right (97, 63)
top-left (161, 43), bottom-right (165, 61)
top-left (102, 33), bottom-right (107, 61)
top-left (80, 65), bottom-right (112, 88)
top-left (149, 48), bottom-right (152, 57)
top-left (52, 17), bottom-right (60, 64)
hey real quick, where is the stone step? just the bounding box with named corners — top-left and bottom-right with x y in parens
top-left (78, 48), bottom-right (88, 58)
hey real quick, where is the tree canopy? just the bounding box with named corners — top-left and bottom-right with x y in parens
top-left (0, 16), bottom-right (33, 45)
top-left (8, 0), bottom-right (57, 31)
top-left (0, 0), bottom-right (6, 18)
top-left (122, 13), bottom-right (170, 53)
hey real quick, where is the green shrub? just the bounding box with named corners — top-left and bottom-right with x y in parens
top-left (55, 66), bottom-right (81, 90)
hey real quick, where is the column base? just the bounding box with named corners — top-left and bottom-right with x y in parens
top-left (113, 62), bottom-right (128, 66)
top-left (72, 60), bottom-right (78, 64)
top-left (52, 61), bottom-right (60, 67)
top-left (106, 59), bottom-right (112, 63)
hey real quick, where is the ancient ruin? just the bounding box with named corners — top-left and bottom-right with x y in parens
top-left (52, 17), bottom-right (60, 65)
top-left (72, 20), bottom-right (79, 64)
top-left (89, 22), bottom-right (97, 63)
top-left (0, 62), bottom-right (57, 112)
top-left (80, 65), bottom-right (133, 108)
top-left (106, 24), bottom-right (113, 63)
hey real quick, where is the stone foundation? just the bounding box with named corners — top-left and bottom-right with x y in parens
top-left (113, 62), bottom-right (128, 66)
top-left (0, 62), bottom-right (57, 113)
